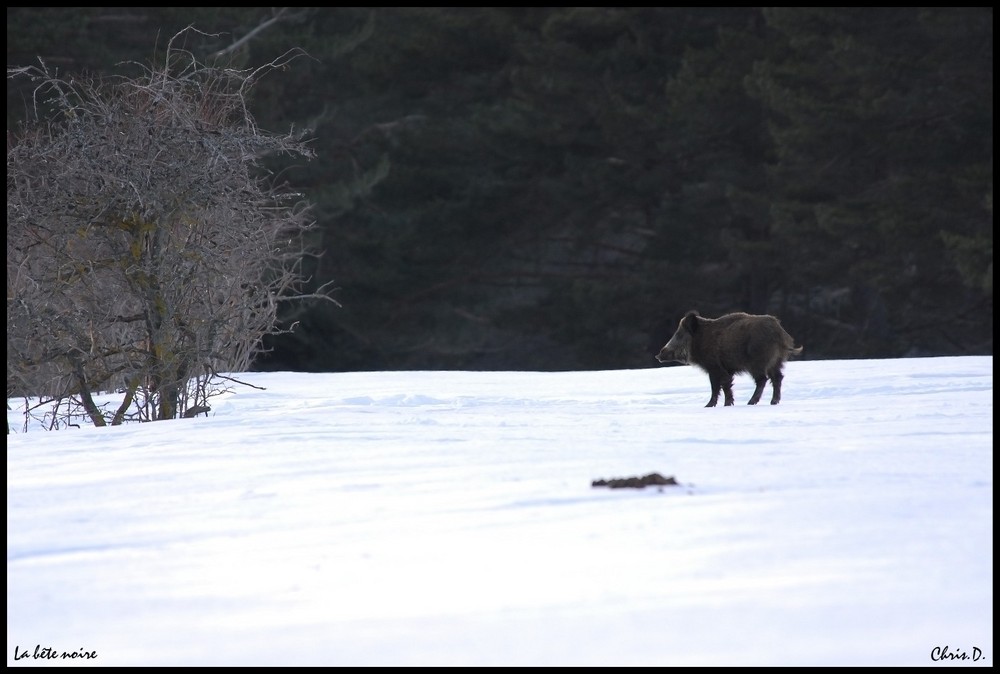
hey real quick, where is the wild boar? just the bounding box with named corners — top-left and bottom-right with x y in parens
top-left (656, 310), bottom-right (803, 407)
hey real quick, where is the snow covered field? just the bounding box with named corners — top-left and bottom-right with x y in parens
top-left (6, 356), bottom-right (993, 666)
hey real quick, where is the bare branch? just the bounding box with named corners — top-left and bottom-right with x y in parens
top-left (209, 8), bottom-right (310, 61)
top-left (8, 28), bottom-right (332, 428)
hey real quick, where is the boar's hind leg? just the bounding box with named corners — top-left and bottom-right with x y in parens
top-left (747, 375), bottom-right (767, 405)
top-left (768, 367), bottom-right (784, 405)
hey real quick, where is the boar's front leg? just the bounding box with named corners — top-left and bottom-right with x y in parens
top-left (706, 372), bottom-right (736, 407)
top-left (706, 372), bottom-right (723, 407)
top-left (721, 373), bottom-right (736, 406)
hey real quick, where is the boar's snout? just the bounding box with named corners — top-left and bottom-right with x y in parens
top-left (655, 334), bottom-right (690, 364)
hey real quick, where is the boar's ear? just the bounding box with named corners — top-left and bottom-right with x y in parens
top-left (682, 310), bottom-right (700, 333)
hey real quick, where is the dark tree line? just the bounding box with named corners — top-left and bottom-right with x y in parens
top-left (8, 8), bottom-right (992, 373)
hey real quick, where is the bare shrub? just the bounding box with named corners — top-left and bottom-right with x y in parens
top-left (7, 29), bottom-right (335, 429)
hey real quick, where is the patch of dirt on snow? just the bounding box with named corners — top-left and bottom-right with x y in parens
top-left (592, 472), bottom-right (679, 489)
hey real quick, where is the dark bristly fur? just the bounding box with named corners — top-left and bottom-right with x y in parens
top-left (656, 310), bottom-right (803, 407)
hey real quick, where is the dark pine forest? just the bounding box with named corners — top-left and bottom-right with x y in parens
top-left (7, 8), bottom-right (993, 371)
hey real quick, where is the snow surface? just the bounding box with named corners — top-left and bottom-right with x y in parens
top-left (6, 356), bottom-right (993, 666)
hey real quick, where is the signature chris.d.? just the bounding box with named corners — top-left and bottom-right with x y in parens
top-left (930, 645), bottom-right (984, 662)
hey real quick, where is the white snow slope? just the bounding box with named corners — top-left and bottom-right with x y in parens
top-left (6, 356), bottom-right (993, 666)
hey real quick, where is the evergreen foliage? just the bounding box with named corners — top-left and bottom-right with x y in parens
top-left (7, 8), bottom-right (992, 372)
